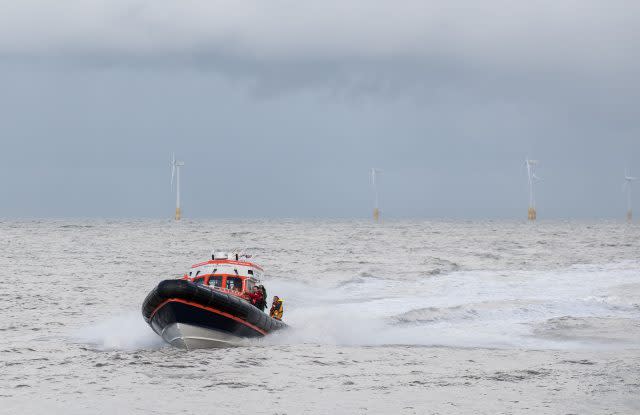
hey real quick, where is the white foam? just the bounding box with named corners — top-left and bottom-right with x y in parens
top-left (73, 311), bottom-right (165, 351)
top-left (259, 261), bottom-right (640, 349)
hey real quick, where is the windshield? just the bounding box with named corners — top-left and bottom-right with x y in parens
top-left (208, 276), bottom-right (222, 288)
top-left (225, 277), bottom-right (243, 291)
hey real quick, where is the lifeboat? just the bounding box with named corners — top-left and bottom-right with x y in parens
top-left (142, 251), bottom-right (287, 349)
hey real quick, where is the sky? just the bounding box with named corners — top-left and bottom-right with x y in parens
top-left (0, 1), bottom-right (639, 219)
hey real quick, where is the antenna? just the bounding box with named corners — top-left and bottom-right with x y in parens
top-left (170, 153), bottom-right (185, 220)
top-left (525, 158), bottom-right (540, 221)
top-left (371, 168), bottom-right (382, 221)
top-left (624, 167), bottom-right (637, 223)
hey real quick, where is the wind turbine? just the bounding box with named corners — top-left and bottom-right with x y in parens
top-left (171, 153), bottom-right (185, 220)
top-left (525, 158), bottom-right (540, 221)
top-left (371, 168), bottom-right (382, 221)
top-left (624, 168), bottom-right (637, 222)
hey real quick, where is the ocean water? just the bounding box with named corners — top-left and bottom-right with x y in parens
top-left (1, 219), bottom-right (639, 414)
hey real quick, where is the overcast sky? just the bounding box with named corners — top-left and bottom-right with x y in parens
top-left (1, 1), bottom-right (639, 219)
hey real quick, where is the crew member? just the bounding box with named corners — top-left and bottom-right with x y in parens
top-left (256, 285), bottom-right (268, 311)
top-left (246, 286), bottom-right (264, 309)
top-left (269, 296), bottom-right (284, 320)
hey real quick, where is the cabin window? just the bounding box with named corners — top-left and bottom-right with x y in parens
top-left (248, 270), bottom-right (254, 275)
top-left (207, 276), bottom-right (222, 288)
top-left (225, 277), bottom-right (243, 291)
top-left (193, 277), bottom-right (205, 285)
top-left (246, 279), bottom-right (255, 292)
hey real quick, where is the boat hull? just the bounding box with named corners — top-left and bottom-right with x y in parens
top-left (152, 300), bottom-right (264, 349)
top-left (162, 322), bottom-right (246, 349)
top-left (142, 279), bottom-right (286, 349)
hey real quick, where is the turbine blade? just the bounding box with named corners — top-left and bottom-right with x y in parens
top-left (170, 153), bottom-right (176, 188)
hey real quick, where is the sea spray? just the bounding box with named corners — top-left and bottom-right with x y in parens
top-left (73, 311), bottom-right (165, 351)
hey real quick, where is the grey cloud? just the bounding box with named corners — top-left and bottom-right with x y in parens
top-left (0, 2), bottom-right (638, 218)
top-left (2, 1), bottom-right (638, 71)
top-left (2, 1), bottom-right (638, 107)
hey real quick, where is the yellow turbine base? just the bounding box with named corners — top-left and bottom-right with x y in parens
top-left (373, 208), bottom-right (380, 222)
top-left (528, 207), bottom-right (537, 221)
top-left (175, 208), bottom-right (181, 221)
top-left (627, 210), bottom-right (632, 223)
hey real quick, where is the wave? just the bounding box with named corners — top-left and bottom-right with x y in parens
top-left (533, 316), bottom-right (640, 346)
top-left (391, 305), bottom-right (479, 324)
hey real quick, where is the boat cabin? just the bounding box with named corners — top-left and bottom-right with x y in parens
top-left (185, 251), bottom-right (263, 297)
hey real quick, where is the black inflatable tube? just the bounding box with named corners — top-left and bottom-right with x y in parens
top-left (141, 279), bottom-right (287, 334)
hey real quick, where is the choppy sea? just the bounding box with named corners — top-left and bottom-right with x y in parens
top-left (1, 220), bottom-right (639, 414)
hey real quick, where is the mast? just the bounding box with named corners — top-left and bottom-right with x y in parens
top-left (372, 168), bottom-right (381, 221)
top-left (625, 169), bottom-right (636, 223)
top-left (526, 158), bottom-right (538, 221)
top-left (176, 164), bottom-right (181, 220)
top-left (171, 153), bottom-right (185, 220)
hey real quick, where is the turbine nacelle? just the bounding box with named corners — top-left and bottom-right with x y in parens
top-left (525, 158), bottom-right (541, 181)
top-left (623, 168), bottom-right (637, 191)
top-left (624, 167), bottom-right (636, 182)
top-left (623, 178), bottom-right (636, 193)
top-left (371, 168), bottom-right (382, 185)
top-left (170, 153), bottom-right (185, 190)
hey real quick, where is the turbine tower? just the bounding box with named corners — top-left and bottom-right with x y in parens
top-left (525, 158), bottom-right (540, 221)
top-left (171, 153), bottom-right (185, 220)
top-left (371, 168), bottom-right (382, 221)
top-left (624, 168), bottom-right (637, 222)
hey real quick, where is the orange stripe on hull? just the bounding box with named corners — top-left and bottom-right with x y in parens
top-left (151, 298), bottom-right (267, 336)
